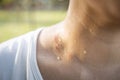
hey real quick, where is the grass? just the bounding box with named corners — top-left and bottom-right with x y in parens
top-left (0, 10), bottom-right (66, 43)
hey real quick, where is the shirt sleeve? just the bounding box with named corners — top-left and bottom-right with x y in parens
top-left (0, 33), bottom-right (30, 80)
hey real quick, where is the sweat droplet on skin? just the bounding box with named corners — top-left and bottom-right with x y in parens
top-left (89, 29), bottom-right (95, 36)
top-left (78, 49), bottom-right (87, 61)
top-left (83, 50), bottom-right (87, 54)
top-left (57, 56), bottom-right (61, 60)
top-left (54, 34), bottom-right (64, 53)
top-left (90, 29), bottom-right (93, 33)
top-left (58, 38), bottom-right (62, 43)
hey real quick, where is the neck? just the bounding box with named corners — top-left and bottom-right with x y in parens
top-left (64, 0), bottom-right (120, 34)
top-left (37, 0), bottom-right (120, 63)
top-left (61, 0), bottom-right (120, 62)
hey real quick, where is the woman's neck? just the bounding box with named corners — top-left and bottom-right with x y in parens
top-left (65, 0), bottom-right (120, 35)
top-left (37, 0), bottom-right (120, 63)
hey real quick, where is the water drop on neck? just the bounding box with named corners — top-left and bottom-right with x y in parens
top-left (57, 56), bottom-right (61, 60)
top-left (83, 50), bottom-right (87, 54)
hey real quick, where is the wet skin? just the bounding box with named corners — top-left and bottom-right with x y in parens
top-left (37, 24), bottom-right (120, 80)
top-left (37, 0), bottom-right (120, 80)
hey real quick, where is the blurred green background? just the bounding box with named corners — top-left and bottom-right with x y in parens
top-left (0, 0), bottom-right (69, 43)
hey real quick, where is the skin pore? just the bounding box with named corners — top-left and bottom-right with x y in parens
top-left (37, 0), bottom-right (120, 80)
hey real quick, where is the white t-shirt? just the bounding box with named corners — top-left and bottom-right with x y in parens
top-left (0, 28), bottom-right (44, 80)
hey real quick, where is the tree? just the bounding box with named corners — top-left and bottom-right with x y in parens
top-left (0, 0), bottom-right (14, 9)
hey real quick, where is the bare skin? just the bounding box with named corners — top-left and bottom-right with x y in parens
top-left (37, 0), bottom-right (120, 80)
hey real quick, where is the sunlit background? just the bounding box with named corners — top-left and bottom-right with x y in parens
top-left (0, 0), bottom-right (69, 42)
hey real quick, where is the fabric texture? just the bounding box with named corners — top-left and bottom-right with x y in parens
top-left (0, 28), bottom-right (44, 80)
